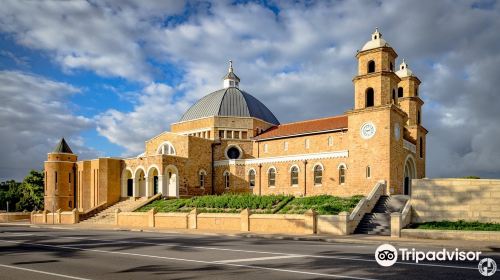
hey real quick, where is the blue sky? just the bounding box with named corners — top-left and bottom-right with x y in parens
top-left (1, 0), bottom-right (500, 180)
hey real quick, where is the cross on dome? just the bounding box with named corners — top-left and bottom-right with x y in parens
top-left (223, 60), bottom-right (240, 89)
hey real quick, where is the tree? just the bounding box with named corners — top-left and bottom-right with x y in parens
top-left (16, 170), bottom-right (44, 211)
top-left (0, 180), bottom-right (21, 211)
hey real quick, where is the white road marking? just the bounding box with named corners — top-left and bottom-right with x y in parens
top-left (0, 240), bottom-right (377, 280)
top-left (217, 255), bottom-right (303, 263)
top-left (0, 233), bottom-right (34, 237)
top-left (0, 263), bottom-right (92, 280)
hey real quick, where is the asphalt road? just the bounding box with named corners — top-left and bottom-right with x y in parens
top-left (0, 225), bottom-right (498, 280)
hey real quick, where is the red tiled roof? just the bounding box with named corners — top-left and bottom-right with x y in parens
top-left (254, 115), bottom-right (348, 140)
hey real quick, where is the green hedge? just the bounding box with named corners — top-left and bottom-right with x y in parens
top-left (277, 195), bottom-right (363, 215)
top-left (409, 220), bottom-right (500, 231)
top-left (137, 194), bottom-right (362, 215)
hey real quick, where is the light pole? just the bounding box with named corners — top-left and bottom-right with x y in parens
top-left (6, 201), bottom-right (9, 223)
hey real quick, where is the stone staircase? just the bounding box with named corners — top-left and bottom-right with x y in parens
top-left (79, 197), bottom-right (148, 225)
top-left (354, 195), bottom-right (409, 236)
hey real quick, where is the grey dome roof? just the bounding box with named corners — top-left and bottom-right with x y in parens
top-left (180, 87), bottom-right (280, 125)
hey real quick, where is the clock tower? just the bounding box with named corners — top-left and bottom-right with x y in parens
top-left (346, 28), bottom-right (410, 195)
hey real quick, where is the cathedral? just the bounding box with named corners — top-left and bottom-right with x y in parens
top-left (44, 29), bottom-right (427, 213)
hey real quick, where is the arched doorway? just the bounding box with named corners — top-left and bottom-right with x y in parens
top-left (165, 165), bottom-right (179, 198)
top-left (134, 168), bottom-right (146, 197)
top-left (147, 166), bottom-right (159, 197)
top-left (121, 168), bottom-right (133, 197)
top-left (403, 156), bottom-right (417, 195)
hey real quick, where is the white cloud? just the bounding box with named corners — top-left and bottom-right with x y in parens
top-left (96, 82), bottom-right (190, 155)
top-left (0, 71), bottom-right (96, 181)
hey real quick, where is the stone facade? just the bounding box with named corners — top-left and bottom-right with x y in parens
top-left (44, 29), bottom-right (427, 211)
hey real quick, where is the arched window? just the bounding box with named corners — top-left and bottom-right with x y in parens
top-left (415, 87), bottom-right (419, 96)
top-left (157, 142), bottom-right (176, 155)
top-left (392, 89), bottom-right (396, 103)
top-left (328, 136), bottom-right (333, 146)
top-left (283, 141), bottom-right (288, 151)
top-left (390, 62), bottom-right (394, 71)
top-left (367, 60), bottom-right (375, 73)
top-left (224, 171), bottom-right (230, 189)
top-left (366, 88), bottom-right (374, 107)
top-left (290, 166), bottom-right (299, 186)
top-left (248, 169), bottom-right (256, 188)
top-left (419, 138), bottom-right (424, 158)
top-left (417, 111), bottom-right (421, 125)
top-left (305, 139), bottom-right (310, 149)
top-left (339, 165), bottom-right (346, 185)
top-left (268, 168), bottom-right (276, 187)
top-left (366, 166), bottom-right (371, 178)
top-left (313, 165), bottom-right (323, 185)
top-left (264, 144), bottom-right (268, 153)
top-left (398, 87), bottom-right (403, 98)
top-left (199, 170), bottom-right (206, 188)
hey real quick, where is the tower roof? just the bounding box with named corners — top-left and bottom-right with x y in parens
top-left (52, 138), bottom-right (73, 154)
top-left (361, 27), bottom-right (391, 51)
top-left (395, 59), bottom-right (414, 78)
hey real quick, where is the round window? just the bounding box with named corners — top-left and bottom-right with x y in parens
top-left (226, 147), bottom-right (241, 159)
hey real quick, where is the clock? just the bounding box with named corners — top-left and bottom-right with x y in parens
top-left (360, 122), bottom-right (376, 139)
top-left (394, 123), bottom-right (401, 140)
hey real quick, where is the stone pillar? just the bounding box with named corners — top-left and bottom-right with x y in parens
top-left (391, 212), bottom-right (402, 238)
top-left (42, 210), bottom-right (48, 223)
top-left (30, 211), bottom-right (35, 224)
top-left (121, 178), bottom-right (127, 197)
top-left (338, 211), bottom-right (350, 235)
top-left (132, 178), bottom-right (138, 198)
top-left (56, 209), bottom-right (62, 224)
top-left (72, 208), bottom-right (79, 224)
top-left (189, 208), bottom-right (198, 229)
top-left (115, 209), bottom-right (121, 226)
top-left (304, 209), bottom-right (316, 234)
top-left (148, 208), bottom-right (156, 228)
top-left (240, 208), bottom-right (250, 232)
top-left (145, 178), bottom-right (150, 197)
top-left (158, 175), bottom-right (165, 196)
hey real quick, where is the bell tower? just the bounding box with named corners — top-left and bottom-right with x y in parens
top-left (44, 138), bottom-right (77, 211)
top-left (353, 28), bottom-right (401, 110)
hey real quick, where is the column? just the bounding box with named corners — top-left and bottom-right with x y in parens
top-left (158, 175), bottom-right (165, 196)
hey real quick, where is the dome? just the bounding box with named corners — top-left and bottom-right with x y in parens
top-left (180, 87), bottom-right (280, 125)
top-left (395, 59), bottom-right (414, 78)
top-left (361, 28), bottom-right (391, 51)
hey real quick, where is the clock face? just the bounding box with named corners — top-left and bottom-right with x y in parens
top-left (394, 123), bottom-right (401, 140)
top-left (360, 122), bottom-right (376, 139)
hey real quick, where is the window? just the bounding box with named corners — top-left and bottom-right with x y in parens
top-left (268, 168), bottom-right (276, 187)
top-left (392, 89), bottom-right (396, 103)
top-left (366, 166), bottom-right (371, 178)
top-left (45, 171), bottom-right (47, 191)
top-left (226, 146), bottom-right (241, 159)
top-left (415, 87), bottom-right (419, 96)
top-left (390, 62), bottom-right (394, 71)
top-left (328, 136), bottom-right (333, 146)
top-left (283, 141), bottom-right (288, 151)
top-left (242, 131), bottom-right (247, 139)
top-left (420, 137), bottom-right (424, 158)
top-left (264, 144), bottom-right (268, 153)
top-left (199, 170), bottom-right (206, 188)
top-left (366, 88), bottom-right (374, 107)
top-left (339, 165), bottom-right (346, 184)
top-left (230, 81), bottom-right (234, 86)
top-left (219, 130), bottom-right (224, 139)
top-left (398, 87), bottom-right (403, 98)
top-left (157, 142), bottom-right (175, 155)
top-left (305, 139), bottom-right (310, 149)
top-left (290, 166), bottom-right (299, 186)
top-left (367, 60), bottom-right (375, 73)
top-left (417, 111), bottom-right (421, 125)
top-left (314, 165), bottom-right (323, 185)
top-left (224, 171), bottom-right (230, 189)
top-left (248, 170), bottom-right (256, 188)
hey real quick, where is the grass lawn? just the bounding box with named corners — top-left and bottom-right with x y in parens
top-left (137, 194), bottom-right (362, 215)
top-left (137, 194), bottom-right (293, 214)
top-left (277, 195), bottom-right (363, 215)
top-left (409, 220), bottom-right (500, 231)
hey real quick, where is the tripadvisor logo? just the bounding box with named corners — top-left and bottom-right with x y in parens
top-left (374, 244), bottom-right (495, 276)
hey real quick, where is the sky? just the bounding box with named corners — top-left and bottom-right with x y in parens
top-left (1, 0), bottom-right (500, 181)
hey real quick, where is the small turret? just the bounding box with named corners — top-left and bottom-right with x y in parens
top-left (222, 60), bottom-right (240, 89)
top-left (44, 138), bottom-right (77, 212)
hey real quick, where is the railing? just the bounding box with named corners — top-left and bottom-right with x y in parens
top-left (348, 180), bottom-right (386, 234)
top-left (401, 198), bottom-right (412, 228)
